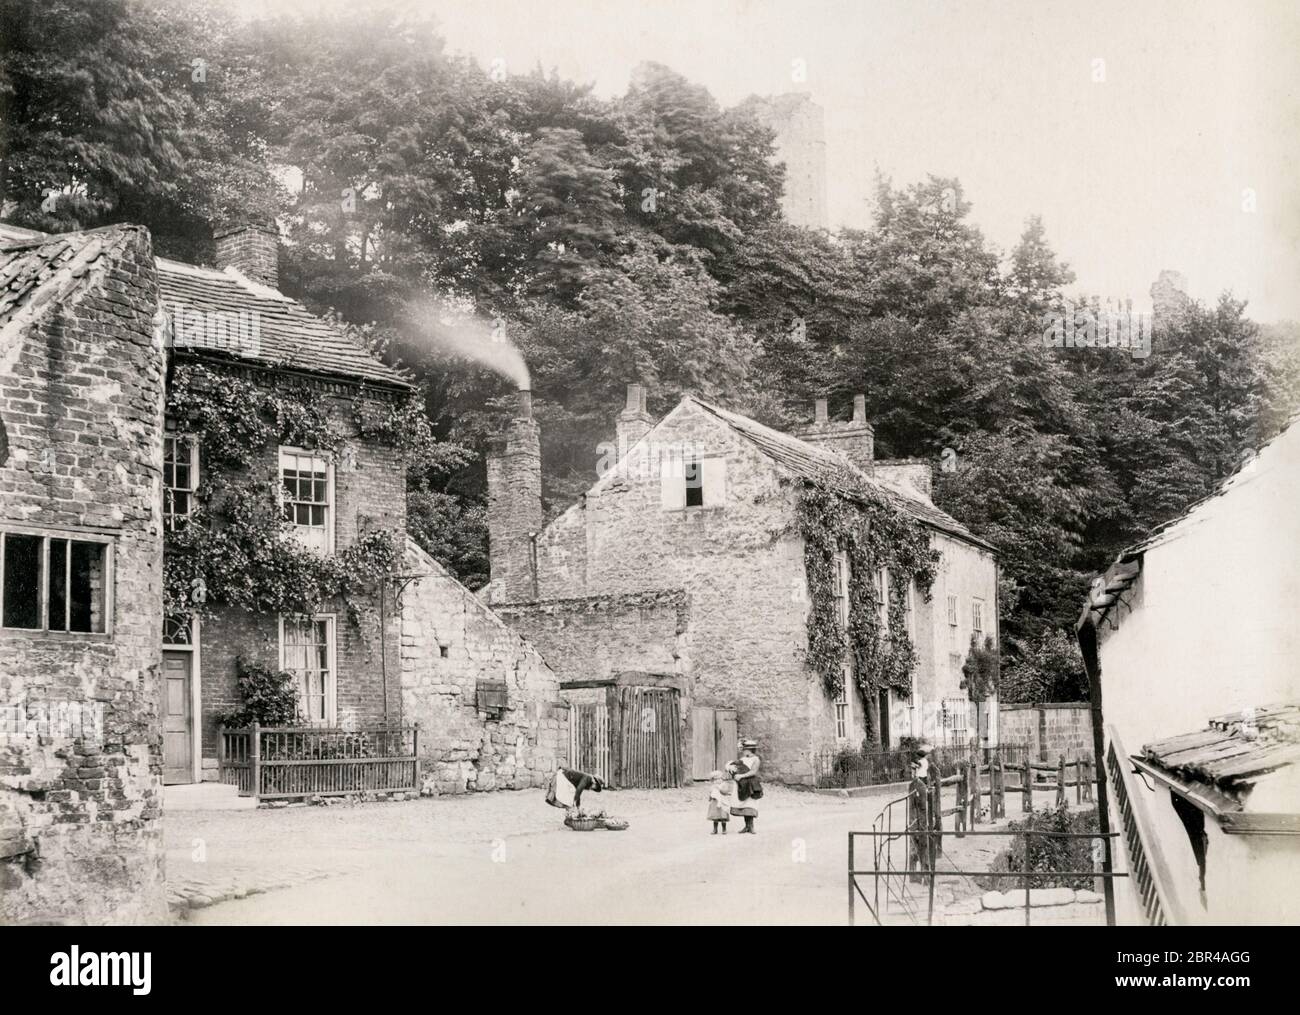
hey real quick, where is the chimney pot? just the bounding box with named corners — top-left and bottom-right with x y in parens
top-left (853, 394), bottom-right (866, 424)
top-left (625, 383), bottom-right (644, 413)
top-left (213, 221), bottom-right (280, 290)
top-left (516, 389), bottom-right (533, 420)
top-left (814, 398), bottom-right (828, 425)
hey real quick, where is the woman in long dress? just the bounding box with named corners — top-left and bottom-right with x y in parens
top-left (728, 739), bottom-right (762, 834)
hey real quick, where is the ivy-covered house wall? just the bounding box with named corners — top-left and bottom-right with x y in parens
top-left (488, 392), bottom-right (1001, 784)
top-left (163, 359), bottom-right (417, 778)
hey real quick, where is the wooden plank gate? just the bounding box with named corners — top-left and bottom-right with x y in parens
top-left (691, 706), bottom-right (738, 780)
top-left (569, 703), bottom-right (611, 784)
top-left (617, 686), bottom-right (682, 788)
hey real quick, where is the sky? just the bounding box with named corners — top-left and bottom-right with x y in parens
top-left (235, 0), bottom-right (1300, 321)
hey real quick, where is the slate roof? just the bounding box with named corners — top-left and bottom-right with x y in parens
top-left (1141, 703), bottom-right (1300, 805)
top-left (690, 398), bottom-right (995, 551)
top-left (0, 225), bottom-right (141, 334)
top-left (155, 258), bottom-right (409, 388)
top-left (0, 222), bottom-right (409, 390)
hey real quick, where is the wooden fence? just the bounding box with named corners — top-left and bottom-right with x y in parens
top-left (218, 724), bottom-right (419, 801)
top-left (949, 752), bottom-right (1096, 835)
top-left (813, 742), bottom-right (1029, 790)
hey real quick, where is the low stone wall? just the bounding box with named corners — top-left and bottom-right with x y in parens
top-left (400, 541), bottom-right (568, 794)
top-left (999, 702), bottom-right (1093, 761)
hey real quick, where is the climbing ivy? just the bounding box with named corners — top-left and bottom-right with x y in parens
top-left (163, 362), bottom-right (418, 633)
top-left (796, 474), bottom-right (940, 745)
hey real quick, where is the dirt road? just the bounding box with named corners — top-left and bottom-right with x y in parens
top-left (173, 785), bottom-right (898, 925)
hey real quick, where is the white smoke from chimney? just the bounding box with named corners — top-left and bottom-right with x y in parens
top-left (405, 297), bottom-right (531, 390)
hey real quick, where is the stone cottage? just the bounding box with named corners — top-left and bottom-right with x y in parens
top-left (1, 225), bottom-right (169, 924)
top-left (486, 384), bottom-right (1000, 785)
top-left (2, 215), bottom-right (566, 816)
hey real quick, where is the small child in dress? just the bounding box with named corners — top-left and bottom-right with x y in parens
top-left (707, 769), bottom-right (732, 834)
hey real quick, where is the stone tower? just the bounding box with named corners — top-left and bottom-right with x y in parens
top-left (749, 92), bottom-right (829, 230)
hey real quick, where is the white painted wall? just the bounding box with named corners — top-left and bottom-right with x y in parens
top-left (1097, 423), bottom-right (1300, 754)
top-left (1097, 420), bottom-right (1300, 924)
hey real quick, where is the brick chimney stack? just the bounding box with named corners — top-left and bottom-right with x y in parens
top-left (616, 382), bottom-right (653, 459)
top-left (792, 393), bottom-right (875, 471)
top-left (214, 222), bottom-right (280, 290)
top-left (486, 392), bottom-right (542, 603)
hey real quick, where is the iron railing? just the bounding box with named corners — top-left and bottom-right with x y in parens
top-left (218, 723), bottom-right (419, 801)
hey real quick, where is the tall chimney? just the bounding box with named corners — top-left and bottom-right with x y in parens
top-left (214, 222), bottom-right (280, 290)
top-left (486, 400), bottom-right (543, 603)
top-left (616, 382), bottom-right (653, 459)
top-left (792, 393), bottom-right (874, 471)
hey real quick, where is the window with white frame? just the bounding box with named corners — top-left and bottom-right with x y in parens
top-left (946, 594), bottom-right (958, 626)
top-left (280, 448), bottom-right (334, 553)
top-left (660, 452), bottom-right (726, 510)
top-left (833, 550), bottom-right (851, 740)
top-left (943, 696), bottom-right (970, 740)
top-left (876, 568), bottom-right (888, 631)
top-left (163, 424), bottom-right (199, 528)
top-left (972, 598), bottom-right (984, 635)
top-left (1, 530), bottom-right (111, 633)
top-left (903, 580), bottom-right (915, 640)
top-left (280, 615), bottom-right (335, 723)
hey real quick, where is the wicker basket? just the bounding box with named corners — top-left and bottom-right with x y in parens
top-left (600, 819), bottom-right (629, 831)
top-left (565, 817), bottom-right (601, 831)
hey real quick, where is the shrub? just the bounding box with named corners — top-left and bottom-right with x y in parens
top-left (977, 804), bottom-right (1100, 891)
top-left (216, 657), bottom-right (301, 728)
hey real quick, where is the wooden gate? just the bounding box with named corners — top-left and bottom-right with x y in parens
top-left (691, 706), bottom-right (738, 780)
top-left (617, 687), bottom-right (682, 788)
top-left (569, 703), bottom-right (611, 784)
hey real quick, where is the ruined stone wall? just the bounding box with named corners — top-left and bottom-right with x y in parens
top-left (520, 401), bottom-right (820, 784)
top-left (0, 226), bottom-right (168, 924)
top-left (186, 367), bottom-right (407, 771)
top-left (400, 541), bottom-right (566, 794)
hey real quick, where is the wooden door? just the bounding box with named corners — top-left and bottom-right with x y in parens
top-left (716, 708), bottom-right (738, 769)
top-left (878, 688), bottom-right (892, 749)
top-left (163, 651), bottom-right (193, 784)
top-left (691, 706), bottom-right (738, 779)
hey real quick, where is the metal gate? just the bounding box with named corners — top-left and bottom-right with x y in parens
top-left (617, 686), bottom-right (682, 788)
top-left (569, 703), bottom-right (611, 784)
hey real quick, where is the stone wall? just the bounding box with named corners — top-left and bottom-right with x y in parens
top-left (187, 367), bottom-right (407, 773)
top-left (400, 541), bottom-right (566, 794)
top-left (494, 590), bottom-right (690, 687)
top-left (0, 225), bottom-right (168, 924)
top-left (998, 702), bottom-right (1094, 761)
top-left (498, 400), bottom-right (820, 783)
